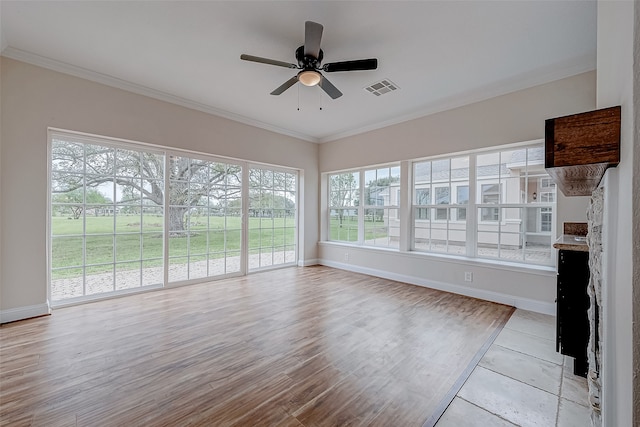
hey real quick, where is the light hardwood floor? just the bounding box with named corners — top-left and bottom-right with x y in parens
top-left (0, 266), bottom-right (513, 426)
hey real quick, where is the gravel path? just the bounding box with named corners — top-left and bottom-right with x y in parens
top-left (52, 251), bottom-right (296, 301)
top-left (52, 243), bottom-right (549, 302)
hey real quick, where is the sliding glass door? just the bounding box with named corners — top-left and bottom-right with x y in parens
top-left (248, 167), bottom-right (297, 270)
top-left (167, 155), bottom-right (243, 282)
top-left (50, 131), bottom-right (299, 304)
top-left (50, 135), bottom-right (165, 301)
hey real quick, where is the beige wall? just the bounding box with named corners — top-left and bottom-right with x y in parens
top-left (320, 72), bottom-right (595, 236)
top-left (0, 57), bottom-right (318, 314)
top-left (596, 1), bottom-right (637, 425)
top-left (320, 72), bottom-right (596, 172)
top-left (318, 72), bottom-right (596, 312)
top-left (0, 57), bottom-right (598, 321)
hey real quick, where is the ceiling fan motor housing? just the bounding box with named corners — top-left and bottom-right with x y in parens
top-left (296, 45), bottom-right (323, 70)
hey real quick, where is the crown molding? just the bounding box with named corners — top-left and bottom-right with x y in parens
top-left (2, 47), bottom-right (595, 146)
top-left (1, 47), bottom-right (319, 143)
top-left (319, 53), bottom-right (596, 143)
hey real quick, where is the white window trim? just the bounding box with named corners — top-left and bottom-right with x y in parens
top-left (48, 128), bottom-right (301, 307)
top-left (323, 140), bottom-right (555, 268)
top-left (328, 164), bottom-right (401, 248)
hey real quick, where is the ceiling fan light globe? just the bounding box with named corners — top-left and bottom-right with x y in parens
top-left (298, 70), bottom-right (321, 87)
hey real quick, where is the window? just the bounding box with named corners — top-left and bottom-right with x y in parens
top-left (329, 172), bottom-right (359, 242)
top-left (538, 178), bottom-right (556, 203)
top-left (456, 185), bottom-right (469, 220)
top-left (476, 146), bottom-right (554, 264)
top-left (412, 156), bottom-right (469, 255)
top-left (415, 188), bottom-right (430, 219)
top-left (328, 164), bottom-right (400, 248)
top-left (248, 167), bottom-right (297, 270)
top-left (540, 208), bottom-right (552, 232)
top-left (167, 156), bottom-right (244, 282)
top-left (435, 186), bottom-right (450, 220)
top-left (364, 166), bottom-right (400, 247)
top-left (325, 141), bottom-right (555, 266)
top-left (480, 183), bottom-right (500, 221)
top-left (50, 130), bottom-right (299, 304)
top-left (51, 135), bottom-right (165, 301)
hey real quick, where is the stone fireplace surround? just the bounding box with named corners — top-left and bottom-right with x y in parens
top-left (586, 187), bottom-right (604, 426)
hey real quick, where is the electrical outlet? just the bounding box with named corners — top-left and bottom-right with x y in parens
top-left (464, 272), bottom-right (473, 282)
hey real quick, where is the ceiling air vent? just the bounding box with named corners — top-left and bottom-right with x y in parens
top-left (364, 79), bottom-right (399, 96)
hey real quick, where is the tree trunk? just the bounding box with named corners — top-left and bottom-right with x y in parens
top-left (71, 206), bottom-right (83, 220)
top-left (169, 206), bottom-right (188, 235)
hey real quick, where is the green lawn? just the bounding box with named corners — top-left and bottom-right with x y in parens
top-left (51, 214), bottom-right (295, 278)
top-left (329, 217), bottom-right (389, 242)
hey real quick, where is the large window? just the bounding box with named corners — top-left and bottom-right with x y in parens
top-left (50, 130), bottom-right (298, 304)
top-left (325, 141), bottom-right (556, 266)
top-left (329, 164), bottom-right (400, 248)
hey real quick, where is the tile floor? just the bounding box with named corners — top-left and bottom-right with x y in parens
top-left (436, 309), bottom-right (592, 427)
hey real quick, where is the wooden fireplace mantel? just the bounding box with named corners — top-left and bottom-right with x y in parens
top-left (545, 106), bottom-right (621, 196)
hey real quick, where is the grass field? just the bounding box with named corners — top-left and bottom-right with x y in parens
top-left (51, 214), bottom-right (296, 278)
top-left (328, 216), bottom-right (391, 242)
top-left (51, 214), bottom-right (389, 279)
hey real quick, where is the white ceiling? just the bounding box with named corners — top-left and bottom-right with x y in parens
top-left (0, 1), bottom-right (597, 143)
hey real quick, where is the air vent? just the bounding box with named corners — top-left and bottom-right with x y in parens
top-left (364, 79), bottom-right (399, 96)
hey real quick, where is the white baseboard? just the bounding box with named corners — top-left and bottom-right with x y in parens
top-left (0, 302), bottom-right (51, 324)
top-left (319, 259), bottom-right (556, 316)
top-left (298, 258), bottom-right (320, 267)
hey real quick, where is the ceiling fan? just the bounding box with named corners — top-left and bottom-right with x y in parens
top-left (240, 21), bottom-right (378, 99)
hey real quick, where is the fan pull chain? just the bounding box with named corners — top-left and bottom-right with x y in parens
top-left (297, 84), bottom-right (300, 111)
top-left (319, 86), bottom-right (323, 111)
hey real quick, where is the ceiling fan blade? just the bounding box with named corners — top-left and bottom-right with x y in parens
top-left (241, 54), bottom-right (297, 69)
top-left (304, 21), bottom-right (323, 59)
top-left (323, 58), bottom-right (378, 73)
top-left (270, 76), bottom-right (299, 95)
top-left (318, 75), bottom-right (343, 99)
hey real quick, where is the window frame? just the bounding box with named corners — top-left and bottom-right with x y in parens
top-left (48, 128), bottom-right (300, 306)
top-left (327, 163), bottom-right (401, 248)
top-left (323, 140), bottom-right (556, 267)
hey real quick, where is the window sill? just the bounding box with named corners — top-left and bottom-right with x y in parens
top-left (318, 241), bottom-right (556, 276)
